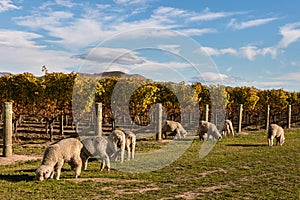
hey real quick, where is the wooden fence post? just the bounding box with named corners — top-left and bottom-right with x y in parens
top-left (204, 104), bottom-right (209, 122)
top-left (95, 102), bottom-right (102, 136)
top-left (3, 102), bottom-right (13, 157)
top-left (238, 104), bottom-right (243, 133)
top-left (156, 103), bottom-right (162, 141)
top-left (266, 105), bottom-right (270, 132)
top-left (59, 113), bottom-right (64, 135)
top-left (287, 105), bottom-right (291, 129)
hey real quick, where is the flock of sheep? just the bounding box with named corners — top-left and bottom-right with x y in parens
top-left (35, 119), bottom-right (285, 181)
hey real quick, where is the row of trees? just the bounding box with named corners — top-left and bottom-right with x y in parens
top-left (0, 71), bottom-right (299, 139)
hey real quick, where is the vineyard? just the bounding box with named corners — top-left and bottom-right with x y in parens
top-left (0, 71), bottom-right (300, 140)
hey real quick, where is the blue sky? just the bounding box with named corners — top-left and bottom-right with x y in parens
top-left (1, 0), bottom-right (300, 91)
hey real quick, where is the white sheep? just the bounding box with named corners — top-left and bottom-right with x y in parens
top-left (124, 131), bottom-right (136, 161)
top-left (162, 120), bottom-right (187, 139)
top-left (80, 136), bottom-right (114, 171)
top-left (108, 130), bottom-right (126, 163)
top-left (36, 138), bottom-right (83, 181)
top-left (198, 121), bottom-right (222, 141)
top-left (222, 119), bottom-right (235, 137)
top-left (268, 124), bottom-right (285, 146)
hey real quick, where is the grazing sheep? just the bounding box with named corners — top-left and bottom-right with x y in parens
top-left (124, 131), bottom-right (136, 160)
top-left (198, 121), bottom-right (222, 141)
top-left (162, 120), bottom-right (187, 139)
top-left (80, 136), bottom-right (114, 171)
top-left (222, 119), bottom-right (235, 137)
top-left (108, 130), bottom-right (126, 163)
top-left (268, 124), bottom-right (285, 146)
top-left (36, 138), bottom-right (83, 181)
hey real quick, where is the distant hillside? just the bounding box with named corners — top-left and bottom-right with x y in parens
top-left (0, 72), bottom-right (11, 77)
top-left (94, 71), bottom-right (147, 79)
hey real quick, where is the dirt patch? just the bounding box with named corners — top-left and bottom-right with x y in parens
top-left (0, 154), bottom-right (42, 165)
top-left (237, 132), bottom-right (249, 135)
top-left (175, 191), bottom-right (203, 200)
top-left (199, 168), bottom-right (227, 178)
top-left (65, 177), bottom-right (147, 183)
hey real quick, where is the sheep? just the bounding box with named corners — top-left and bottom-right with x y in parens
top-left (162, 120), bottom-right (187, 139)
top-left (222, 119), bottom-right (235, 137)
top-left (268, 124), bottom-right (285, 146)
top-left (198, 121), bottom-right (222, 141)
top-left (124, 131), bottom-right (136, 160)
top-left (80, 136), bottom-right (115, 171)
top-left (36, 138), bottom-right (83, 181)
top-left (108, 130), bottom-right (126, 163)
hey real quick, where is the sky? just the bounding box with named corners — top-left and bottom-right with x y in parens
top-left (1, 0), bottom-right (300, 91)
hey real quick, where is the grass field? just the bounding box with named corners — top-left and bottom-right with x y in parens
top-left (0, 129), bottom-right (299, 199)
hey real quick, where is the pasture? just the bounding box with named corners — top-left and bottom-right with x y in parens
top-left (0, 129), bottom-right (299, 199)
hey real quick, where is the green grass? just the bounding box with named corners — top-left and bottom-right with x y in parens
top-left (0, 129), bottom-right (299, 199)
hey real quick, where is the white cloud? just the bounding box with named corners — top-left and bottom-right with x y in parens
top-left (188, 8), bottom-right (245, 21)
top-left (113, 0), bottom-right (148, 5)
top-left (196, 45), bottom-right (277, 60)
top-left (177, 28), bottom-right (216, 36)
top-left (228, 17), bottom-right (278, 30)
top-left (157, 45), bottom-right (181, 54)
top-left (278, 22), bottom-right (300, 48)
top-left (197, 46), bottom-right (238, 56)
top-left (240, 45), bottom-right (277, 60)
top-left (15, 11), bottom-right (74, 29)
top-left (0, 44), bottom-right (78, 75)
top-left (73, 47), bottom-right (145, 65)
top-left (191, 71), bottom-right (235, 84)
top-left (39, 0), bottom-right (79, 9)
top-left (0, 30), bottom-right (43, 48)
top-left (0, 0), bottom-right (21, 12)
top-left (274, 72), bottom-right (300, 81)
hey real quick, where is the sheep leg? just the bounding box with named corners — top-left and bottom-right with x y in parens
top-left (268, 135), bottom-right (274, 146)
top-left (100, 160), bottom-right (105, 171)
top-left (55, 160), bottom-right (64, 180)
top-left (280, 135), bottom-right (285, 146)
top-left (131, 141), bottom-right (135, 160)
top-left (50, 170), bottom-right (55, 179)
top-left (73, 157), bottom-right (82, 178)
top-left (82, 156), bottom-right (89, 171)
top-left (104, 155), bottom-right (110, 171)
top-left (126, 143), bottom-right (131, 161)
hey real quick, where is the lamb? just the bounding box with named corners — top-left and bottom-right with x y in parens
top-left (268, 124), bottom-right (285, 146)
top-left (35, 138), bottom-right (83, 181)
top-left (162, 120), bottom-right (187, 139)
top-left (222, 119), bottom-right (235, 137)
top-left (108, 130), bottom-right (126, 163)
top-left (198, 121), bottom-right (222, 141)
top-left (80, 136), bottom-right (114, 171)
top-left (124, 131), bottom-right (136, 161)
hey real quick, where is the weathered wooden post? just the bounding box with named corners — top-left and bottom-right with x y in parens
top-left (287, 105), bottom-right (291, 129)
top-left (95, 102), bottom-right (102, 136)
top-left (59, 113), bottom-right (64, 135)
top-left (238, 104), bottom-right (243, 133)
top-left (156, 103), bottom-right (162, 141)
top-left (204, 104), bottom-right (209, 122)
top-left (3, 102), bottom-right (13, 157)
top-left (265, 105), bottom-right (270, 132)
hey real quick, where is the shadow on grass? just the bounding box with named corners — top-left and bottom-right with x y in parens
top-left (226, 143), bottom-right (267, 147)
top-left (0, 174), bottom-right (35, 182)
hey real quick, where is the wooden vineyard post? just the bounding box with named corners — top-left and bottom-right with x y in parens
top-left (95, 102), bottom-right (103, 136)
top-left (287, 105), bottom-right (291, 129)
top-left (59, 113), bottom-right (64, 136)
top-left (204, 104), bottom-right (209, 122)
top-left (3, 102), bottom-right (13, 157)
top-left (156, 103), bottom-right (162, 141)
top-left (238, 104), bottom-right (243, 133)
top-left (266, 105), bottom-right (270, 132)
